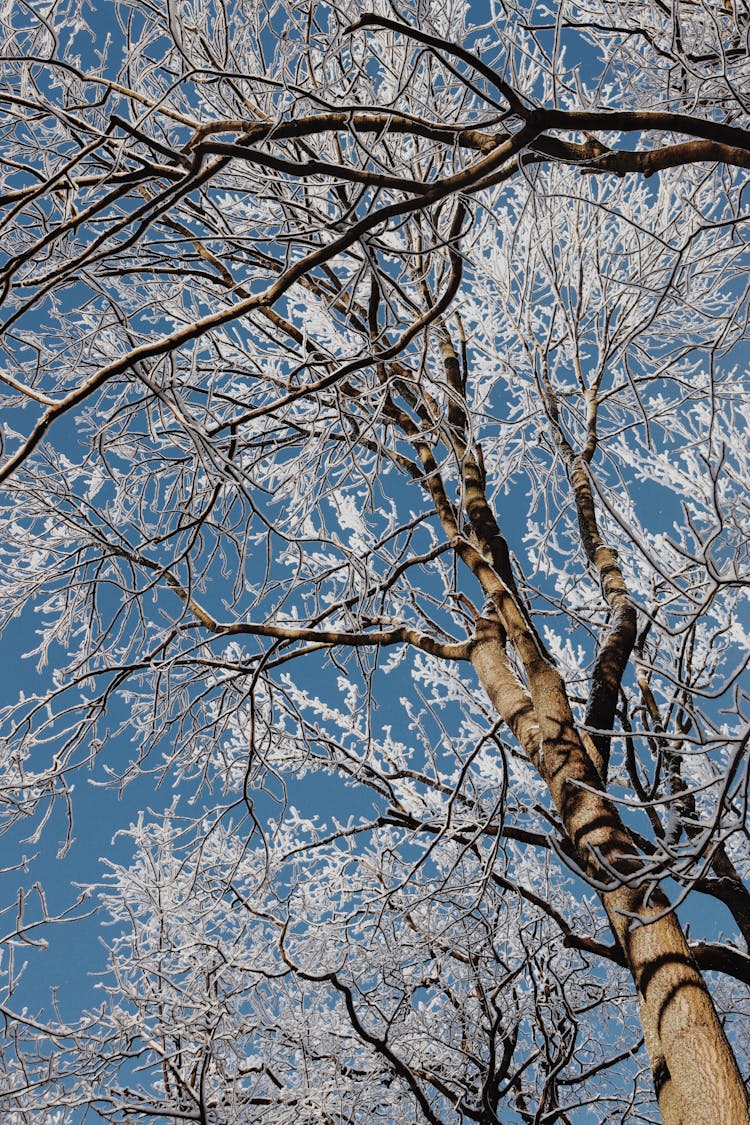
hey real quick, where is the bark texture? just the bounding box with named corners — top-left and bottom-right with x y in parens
top-left (470, 619), bottom-right (750, 1125)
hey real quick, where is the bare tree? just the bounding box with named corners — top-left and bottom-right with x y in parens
top-left (0, 0), bottom-right (749, 1120)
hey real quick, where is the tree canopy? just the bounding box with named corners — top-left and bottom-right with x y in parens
top-left (0, 0), bottom-right (749, 1121)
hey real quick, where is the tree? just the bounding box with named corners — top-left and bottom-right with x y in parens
top-left (0, 0), bottom-right (749, 1119)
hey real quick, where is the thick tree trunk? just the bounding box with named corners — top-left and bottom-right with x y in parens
top-left (470, 618), bottom-right (750, 1125)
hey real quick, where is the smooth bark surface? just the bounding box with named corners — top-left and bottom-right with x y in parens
top-left (472, 620), bottom-right (750, 1124)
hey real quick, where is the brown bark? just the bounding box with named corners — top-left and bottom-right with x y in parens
top-left (469, 618), bottom-right (750, 1125)
top-left (569, 457), bottom-right (637, 783)
top-left (379, 282), bottom-right (749, 1122)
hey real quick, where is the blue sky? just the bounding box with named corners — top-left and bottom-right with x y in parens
top-left (0, 1), bottom-right (749, 1120)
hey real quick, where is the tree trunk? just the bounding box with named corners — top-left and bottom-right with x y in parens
top-left (470, 618), bottom-right (750, 1125)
